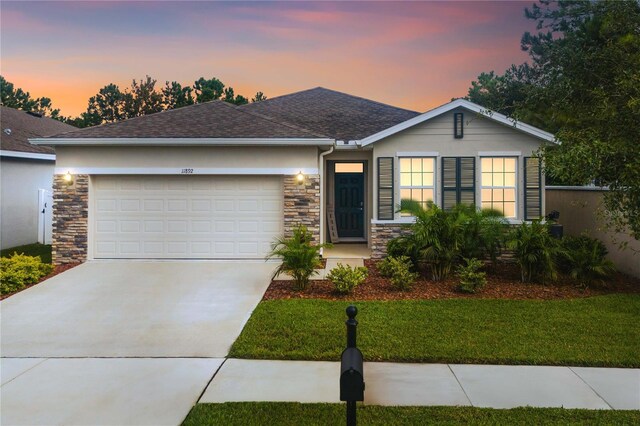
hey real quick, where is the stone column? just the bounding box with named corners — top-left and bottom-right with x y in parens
top-left (283, 175), bottom-right (320, 244)
top-left (370, 222), bottom-right (412, 259)
top-left (52, 174), bottom-right (89, 265)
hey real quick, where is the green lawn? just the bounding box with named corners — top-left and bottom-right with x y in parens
top-left (1, 243), bottom-right (52, 264)
top-left (183, 403), bottom-right (640, 426)
top-left (229, 295), bottom-right (640, 367)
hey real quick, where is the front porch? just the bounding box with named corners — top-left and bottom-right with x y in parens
top-left (322, 243), bottom-right (371, 259)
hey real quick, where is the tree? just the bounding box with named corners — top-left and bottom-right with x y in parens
top-left (1, 76), bottom-right (62, 119)
top-left (193, 77), bottom-right (225, 103)
top-left (466, 0), bottom-right (640, 238)
top-left (252, 91), bottom-right (267, 102)
top-left (84, 83), bottom-right (127, 125)
top-left (162, 81), bottom-right (194, 109)
top-left (127, 76), bottom-right (163, 117)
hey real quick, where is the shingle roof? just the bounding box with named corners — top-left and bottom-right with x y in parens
top-left (44, 100), bottom-right (326, 139)
top-left (241, 87), bottom-right (420, 141)
top-left (0, 106), bottom-right (76, 154)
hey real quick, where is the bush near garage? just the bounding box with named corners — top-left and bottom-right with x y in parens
top-left (0, 253), bottom-right (53, 295)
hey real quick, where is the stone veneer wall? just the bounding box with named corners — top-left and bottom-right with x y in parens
top-left (284, 175), bottom-right (320, 244)
top-left (52, 174), bottom-right (89, 265)
top-left (370, 222), bottom-right (413, 259)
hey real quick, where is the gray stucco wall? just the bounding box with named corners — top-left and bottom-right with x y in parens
top-left (1, 157), bottom-right (54, 249)
top-left (371, 109), bottom-right (546, 221)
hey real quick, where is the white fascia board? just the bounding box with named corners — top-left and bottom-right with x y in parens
top-left (54, 167), bottom-right (319, 175)
top-left (360, 99), bottom-right (557, 146)
top-left (0, 150), bottom-right (56, 161)
top-left (29, 137), bottom-right (335, 147)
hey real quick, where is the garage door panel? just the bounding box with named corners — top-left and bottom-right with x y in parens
top-left (92, 175), bottom-right (283, 259)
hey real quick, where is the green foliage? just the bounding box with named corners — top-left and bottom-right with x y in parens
top-left (252, 91), bottom-right (268, 102)
top-left (560, 235), bottom-right (616, 287)
top-left (377, 255), bottom-right (411, 277)
top-left (398, 200), bottom-right (507, 281)
top-left (379, 256), bottom-right (418, 291)
top-left (385, 235), bottom-right (417, 265)
top-left (0, 253), bottom-right (53, 295)
top-left (326, 264), bottom-right (368, 294)
top-left (456, 258), bottom-right (487, 294)
top-left (185, 403), bottom-right (640, 426)
top-left (230, 295), bottom-right (640, 367)
top-left (162, 81), bottom-right (194, 109)
top-left (266, 226), bottom-right (329, 291)
top-left (507, 221), bottom-right (561, 283)
top-left (0, 243), bottom-right (52, 264)
top-left (1, 75), bottom-right (63, 119)
top-left (468, 0), bottom-right (640, 237)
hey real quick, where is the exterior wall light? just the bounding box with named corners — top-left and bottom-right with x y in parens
top-left (64, 171), bottom-right (73, 184)
top-left (296, 171), bottom-right (305, 184)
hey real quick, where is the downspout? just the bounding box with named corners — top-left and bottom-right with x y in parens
top-left (318, 144), bottom-right (335, 253)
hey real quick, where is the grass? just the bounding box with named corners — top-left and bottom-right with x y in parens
top-left (229, 295), bottom-right (640, 367)
top-left (183, 403), bottom-right (640, 425)
top-left (1, 243), bottom-right (52, 264)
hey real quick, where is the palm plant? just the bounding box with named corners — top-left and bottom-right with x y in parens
top-left (455, 204), bottom-right (508, 265)
top-left (266, 225), bottom-right (330, 291)
top-left (506, 221), bottom-right (561, 283)
top-left (399, 199), bottom-right (465, 281)
top-left (560, 235), bottom-right (615, 287)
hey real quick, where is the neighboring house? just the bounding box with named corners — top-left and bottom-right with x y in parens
top-left (0, 106), bottom-right (76, 250)
top-left (30, 87), bottom-right (555, 264)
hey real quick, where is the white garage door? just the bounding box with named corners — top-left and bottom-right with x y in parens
top-left (92, 175), bottom-right (283, 259)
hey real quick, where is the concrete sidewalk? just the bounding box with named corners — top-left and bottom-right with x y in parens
top-left (201, 359), bottom-right (640, 410)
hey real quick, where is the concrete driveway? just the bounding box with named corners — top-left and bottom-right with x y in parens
top-left (1, 261), bottom-right (273, 357)
top-left (1, 261), bottom-right (273, 425)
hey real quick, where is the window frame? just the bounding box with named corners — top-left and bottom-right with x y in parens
top-left (398, 156), bottom-right (437, 212)
top-left (480, 156), bottom-right (518, 219)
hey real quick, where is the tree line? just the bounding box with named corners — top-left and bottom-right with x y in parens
top-left (465, 0), bottom-right (640, 240)
top-left (0, 75), bottom-right (266, 128)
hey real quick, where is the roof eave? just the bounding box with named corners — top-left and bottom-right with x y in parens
top-left (29, 137), bottom-right (335, 147)
top-left (0, 150), bottom-right (56, 161)
top-left (360, 99), bottom-right (558, 147)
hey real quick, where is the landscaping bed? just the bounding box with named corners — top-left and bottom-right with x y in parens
top-left (229, 295), bottom-right (640, 367)
top-left (265, 260), bottom-right (640, 301)
top-left (183, 403), bottom-right (640, 426)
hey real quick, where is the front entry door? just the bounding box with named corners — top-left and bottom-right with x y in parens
top-left (334, 173), bottom-right (365, 238)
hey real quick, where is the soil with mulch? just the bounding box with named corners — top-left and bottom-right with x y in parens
top-left (0, 263), bottom-right (80, 300)
top-left (263, 260), bottom-right (640, 301)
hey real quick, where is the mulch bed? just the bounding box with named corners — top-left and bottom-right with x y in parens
top-left (263, 260), bottom-right (640, 301)
top-left (0, 263), bottom-right (80, 301)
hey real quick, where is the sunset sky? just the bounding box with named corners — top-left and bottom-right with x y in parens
top-left (1, 1), bottom-right (537, 117)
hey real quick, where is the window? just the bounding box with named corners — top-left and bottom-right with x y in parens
top-left (335, 163), bottom-right (363, 173)
top-left (454, 112), bottom-right (464, 139)
top-left (481, 157), bottom-right (517, 218)
top-left (400, 157), bottom-right (435, 211)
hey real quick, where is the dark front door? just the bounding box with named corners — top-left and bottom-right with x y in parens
top-left (335, 173), bottom-right (365, 238)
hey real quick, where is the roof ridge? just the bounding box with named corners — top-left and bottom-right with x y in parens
top-left (241, 87), bottom-right (420, 115)
top-left (315, 87), bottom-right (420, 114)
top-left (228, 102), bottom-right (328, 138)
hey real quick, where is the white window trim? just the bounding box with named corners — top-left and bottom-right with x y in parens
top-left (398, 156), bottom-right (437, 213)
top-left (480, 156), bottom-right (518, 219)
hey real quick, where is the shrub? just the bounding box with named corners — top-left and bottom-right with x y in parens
top-left (386, 236), bottom-right (417, 265)
top-left (506, 221), bottom-right (561, 283)
top-left (560, 235), bottom-right (615, 287)
top-left (0, 253), bottom-right (53, 295)
top-left (379, 256), bottom-right (418, 291)
top-left (266, 226), bottom-right (330, 291)
top-left (326, 264), bottom-right (368, 294)
top-left (456, 258), bottom-right (487, 294)
top-left (377, 255), bottom-right (412, 277)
